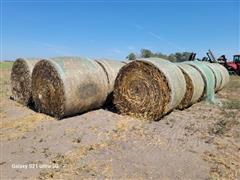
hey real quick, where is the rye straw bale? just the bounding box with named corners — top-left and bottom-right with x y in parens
top-left (11, 58), bottom-right (39, 105)
top-left (214, 63), bottom-right (230, 90)
top-left (113, 58), bottom-right (186, 121)
top-left (176, 63), bottom-right (204, 109)
top-left (32, 57), bottom-right (109, 119)
top-left (95, 59), bottom-right (125, 93)
top-left (203, 62), bottom-right (222, 92)
top-left (121, 61), bottom-right (129, 64)
top-left (184, 61), bottom-right (216, 103)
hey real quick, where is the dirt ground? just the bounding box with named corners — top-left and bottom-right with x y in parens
top-left (1, 62), bottom-right (240, 180)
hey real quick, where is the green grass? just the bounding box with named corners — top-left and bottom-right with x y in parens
top-left (0, 61), bottom-right (13, 70)
top-left (0, 61), bottom-right (13, 97)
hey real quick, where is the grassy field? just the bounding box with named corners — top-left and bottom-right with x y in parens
top-left (0, 61), bottom-right (13, 70)
top-left (0, 61), bottom-right (13, 97)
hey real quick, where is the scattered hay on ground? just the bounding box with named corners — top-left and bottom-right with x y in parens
top-left (0, 113), bottom-right (53, 140)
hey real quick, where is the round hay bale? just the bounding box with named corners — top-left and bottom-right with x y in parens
top-left (11, 58), bottom-right (39, 105)
top-left (184, 61), bottom-right (216, 102)
top-left (113, 58), bottom-right (186, 121)
top-left (95, 59), bottom-right (125, 93)
top-left (213, 63), bottom-right (230, 90)
top-left (121, 61), bottom-right (129, 64)
top-left (203, 62), bottom-right (222, 92)
top-left (32, 57), bottom-right (109, 119)
top-left (176, 63), bottom-right (204, 109)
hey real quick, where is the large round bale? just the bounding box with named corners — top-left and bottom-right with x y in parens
top-left (113, 58), bottom-right (186, 121)
top-left (11, 58), bottom-right (39, 106)
top-left (95, 59), bottom-right (125, 93)
top-left (176, 63), bottom-right (204, 109)
top-left (203, 62), bottom-right (222, 92)
top-left (213, 63), bottom-right (230, 90)
top-left (121, 61), bottom-right (129, 64)
top-left (184, 61), bottom-right (216, 103)
top-left (32, 57), bottom-right (109, 119)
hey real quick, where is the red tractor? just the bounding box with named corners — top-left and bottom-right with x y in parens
top-left (218, 54), bottom-right (240, 75)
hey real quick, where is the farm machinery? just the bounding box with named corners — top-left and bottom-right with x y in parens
top-left (194, 50), bottom-right (240, 76)
top-left (217, 54), bottom-right (240, 75)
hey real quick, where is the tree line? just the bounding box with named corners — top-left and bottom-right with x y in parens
top-left (126, 49), bottom-right (193, 62)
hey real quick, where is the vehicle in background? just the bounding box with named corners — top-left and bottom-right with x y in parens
top-left (217, 54), bottom-right (240, 75)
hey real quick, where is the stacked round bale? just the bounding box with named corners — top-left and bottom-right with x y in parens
top-left (216, 63), bottom-right (230, 90)
top-left (177, 61), bottom-right (229, 109)
top-left (11, 58), bottom-right (40, 106)
top-left (204, 63), bottom-right (222, 92)
top-left (113, 59), bottom-right (230, 121)
top-left (184, 61), bottom-right (216, 103)
top-left (176, 63), bottom-right (204, 109)
top-left (32, 57), bottom-right (124, 119)
top-left (184, 61), bottom-right (229, 102)
top-left (203, 62), bottom-right (229, 91)
top-left (11, 56), bottom-right (230, 121)
top-left (113, 58), bottom-right (186, 121)
top-left (95, 59), bottom-right (126, 93)
top-left (95, 59), bottom-right (126, 105)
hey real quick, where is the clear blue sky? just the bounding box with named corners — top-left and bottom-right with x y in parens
top-left (1, 0), bottom-right (239, 61)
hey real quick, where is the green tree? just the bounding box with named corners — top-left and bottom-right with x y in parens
top-left (140, 49), bottom-right (153, 58)
top-left (127, 49), bottom-right (193, 62)
top-left (168, 53), bottom-right (177, 62)
top-left (126, 52), bottom-right (137, 60)
top-left (174, 52), bottom-right (192, 62)
top-left (154, 52), bottom-right (169, 59)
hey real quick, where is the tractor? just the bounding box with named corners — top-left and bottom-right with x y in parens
top-left (187, 50), bottom-right (240, 75)
top-left (218, 54), bottom-right (240, 75)
top-left (200, 50), bottom-right (240, 76)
